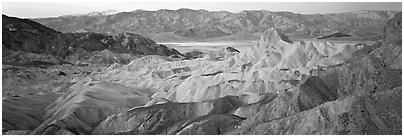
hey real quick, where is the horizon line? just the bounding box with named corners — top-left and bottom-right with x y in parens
top-left (3, 8), bottom-right (402, 19)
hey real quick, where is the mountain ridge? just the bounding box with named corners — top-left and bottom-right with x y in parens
top-left (30, 9), bottom-right (398, 41)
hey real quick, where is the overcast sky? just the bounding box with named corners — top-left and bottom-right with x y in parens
top-left (2, 2), bottom-right (402, 18)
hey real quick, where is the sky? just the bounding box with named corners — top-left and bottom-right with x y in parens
top-left (2, 1), bottom-right (402, 18)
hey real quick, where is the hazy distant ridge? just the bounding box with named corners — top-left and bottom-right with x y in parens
top-left (32, 9), bottom-right (398, 41)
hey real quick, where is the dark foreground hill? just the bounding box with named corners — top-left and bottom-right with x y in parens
top-left (2, 14), bottom-right (183, 66)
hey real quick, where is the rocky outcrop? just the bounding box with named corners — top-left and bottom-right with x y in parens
top-left (184, 50), bottom-right (206, 60)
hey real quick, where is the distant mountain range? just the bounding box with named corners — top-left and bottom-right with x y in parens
top-left (31, 9), bottom-right (399, 42)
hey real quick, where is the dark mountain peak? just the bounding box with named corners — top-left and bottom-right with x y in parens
top-left (2, 14), bottom-right (62, 54)
top-left (3, 14), bottom-right (59, 35)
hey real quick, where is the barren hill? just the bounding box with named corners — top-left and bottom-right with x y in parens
top-left (2, 14), bottom-right (183, 66)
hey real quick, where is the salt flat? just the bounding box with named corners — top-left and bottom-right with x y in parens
top-left (159, 41), bottom-right (257, 53)
top-left (159, 39), bottom-right (373, 54)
